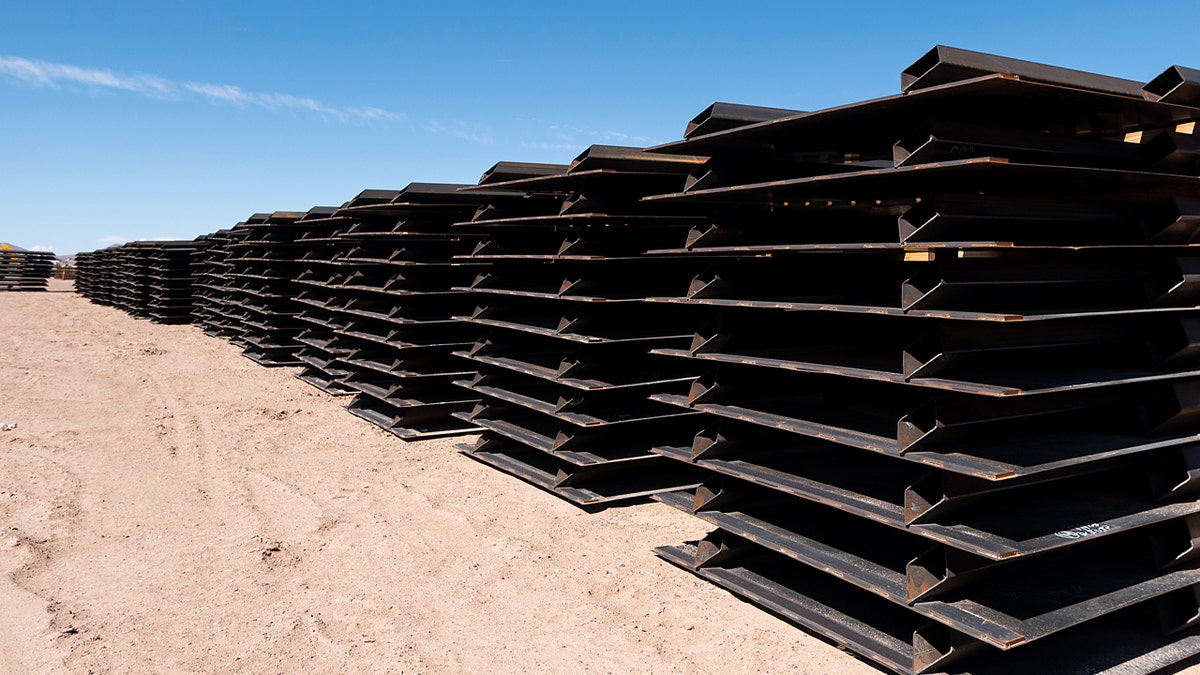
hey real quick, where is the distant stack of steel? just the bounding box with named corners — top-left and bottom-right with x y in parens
top-left (144, 239), bottom-right (206, 323)
top-left (191, 227), bottom-right (250, 337)
top-left (218, 211), bottom-right (312, 365)
top-left (449, 147), bottom-right (722, 506)
top-left (292, 184), bottom-right (509, 439)
top-left (74, 240), bottom-right (204, 322)
top-left (633, 47), bottom-right (1200, 674)
top-left (109, 243), bottom-right (154, 315)
top-left (289, 204), bottom-right (359, 395)
top-left (0, 244), bottom-right (56, 291)
top-left (78, 245), bottom-right (125, 309)
top-left (73, 251), bottom-right (100, 298)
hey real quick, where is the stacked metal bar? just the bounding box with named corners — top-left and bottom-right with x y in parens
top-left (76, 245), bottom-right (123, 307)
top-left (289, 204), bottom-right (360, 395)
top-left (296, 184), bottom-right (511, 439)
top-left (0, 243), bottom-right (56, 291)
top-left (219, 210), bottom-right (311, 365)
top-left (637, 48), bottom-right (1200, 673)
top-left (74, 240), bottom-right (204, 322)
top-left (449, 147), bottom-right (728, 506)
top-left (191, 226), bottom-right (250, 338)
top-left (74, 249), bottom-right (111, 302)
top-left (144, 238), bottom-right (207, 323)
top-left (109, 243), bottom-right (155, 316)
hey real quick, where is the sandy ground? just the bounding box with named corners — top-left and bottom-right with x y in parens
top-left (0, 279), bottom-right (878, 674)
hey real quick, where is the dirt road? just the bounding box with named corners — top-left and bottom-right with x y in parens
top-left (0, 281), bottom-right (875, 674)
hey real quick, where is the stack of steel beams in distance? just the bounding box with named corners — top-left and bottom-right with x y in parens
top-left (144, 239), bottom-right (207, 323)
top-left (74, 240), bottom-right (205, 322)
top-left (289, 183), bottom-right (533, 440)
top-left (631, 47), bottom-right (1200, 674)
top-left (219, 210), bottom-right (312, 365)
top-left (450, 146), bottom-right (732, 506)
top-left (73, 250), bottom-right (105, 300)
top-left (109, 243), bottom-right (154, 316)
top-left (191, 227), bottom-right (249, 338)
top-left (289, 202), bottom-right (363, 395)
top-left (0, 244), bottom-right (56, 291)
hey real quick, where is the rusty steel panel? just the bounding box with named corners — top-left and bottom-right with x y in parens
top-left (640, 46), bottom-right (1200, 674)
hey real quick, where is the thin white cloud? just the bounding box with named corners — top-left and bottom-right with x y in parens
top-left (184, 82), bottom-right (404, 122)
top-left (0, 56), bottom-right (173, 96)
top-left (426, 119), bottom-right (493, 144)
top-left (29, 244), bottom-right (55, 252)
top-left (97, 235), bottom-right (126, 245)
top-left (0, 55), bottom-right (403, 123)
top-left (520, 141), bottom-right (586, 152)
top-left (546, 123), bottom-right (651, 146)
top-left (183, 82), bottom-right (252, 104)
top-left (452, 129), bottom-right (493, 144)
top-left (599, 130), bottom-right (651, 143)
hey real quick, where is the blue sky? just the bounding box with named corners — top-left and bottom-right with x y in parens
top-left (1, 1), bottom-right (1198, 255)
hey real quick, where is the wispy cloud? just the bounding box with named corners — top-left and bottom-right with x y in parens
top-left (183, 82), bottom-right (403, 122)
top-left (97, 235), bottom-right (126, 245)
top-left (598, 130), bottom-right (652, 143)
top-left (548, 124), bottom-right (652, 145)
top-left (520, 141), bottom-right (586, 152)
top-left (0, 56), bottom-right (172, 96)
top-left (29, 244), bottom-right (55, 252)
top-left (0, 55), bottom-right (403, 123)
top-left (426, 119), bottom-right (493, 144)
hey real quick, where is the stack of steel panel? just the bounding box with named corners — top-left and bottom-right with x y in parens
top-left (220, 210), bottom-right (311, 365)
top-left (0, 244), bottom-right (56, 291)
top-left (75, 240), bottom-right (206, 322)
top-left (108, 243), bottom-right (154, 316)
top-left (635, 47), bottom-right (1200, 673)
top-left (74, 250), bottom-right (108, 301)
top-left (290, 204), bottom-right (360, 395)
top-left (449, 146), bottom-right (732, 506)
top-left (192, 226), bottom-right (250, 338)
top-left (295, 184), bottom-right (513, 439)
top-left (144, 239), bottom-right (207, 323)
top-left (77, 245), bottom-right (127, 306)
top-left (75, 244), bottom-right (138, 311)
